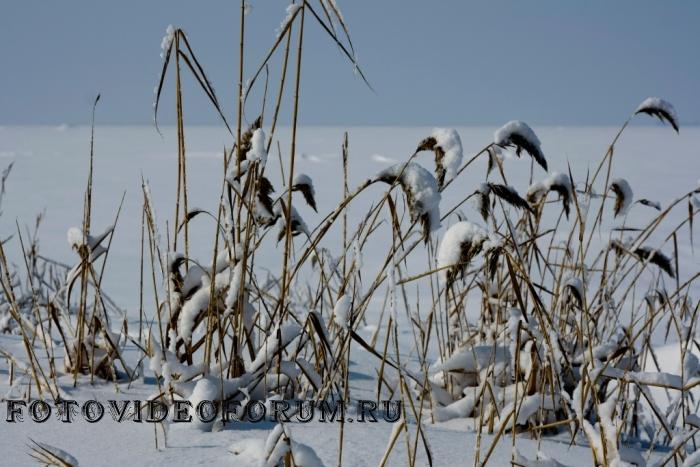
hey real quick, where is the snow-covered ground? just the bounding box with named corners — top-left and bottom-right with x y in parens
top-left (0, 125), bottom-right (698, 465)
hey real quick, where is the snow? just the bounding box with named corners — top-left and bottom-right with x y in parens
top-left (178, 269), bottom-right (230, 343)
top-left (277, 4), bottom-right (302, 38)
top-left (639, 198), bottom-right (662, 211)
top-left (227, 130), bottom-right (267, 181)
top-left (611, 177), bottom-right (634, 217)
top-left (683, 449), bottom-right (700, 467)
top-left (374, 162), bottom-right (442, 233)
top-left (636, 97), bottom-right (679, 131)
top-left (544, 172), bottom-right (572, 194)
top-left (432, 127), bottom-right (463, 183)
top-left (248, 128), bottom-right (267, 165)
top-left (687, 414), bottom-right (700, 429)
top-left (292, 173), bottom-right (313, 189)
top-left (333, 293), bottom-right (351, 329)
top-left (188, 376), bottom-right (220, 431)
top-left (275, 203), bottom-right (309, 239)
top-left (432, 390), bottom-right (479, 422)
top-left (493, 120), bottom-right (547, 171)
top-left (66, 226), bottom-right (85, 248)
top-left (643, 342), bottom-right (700, 405)
top-left (436, 221), bottom-right (487, 281)
top-left (494, 121), bottom-right (541, 149)
top-left (160, 25), bottom-right (175, 59)
top-left (526, 181), bottom-right (548, 203)
top-left (431, 344), bottom-right (510, 374)
top-left (29, 440), bottom-right (80, 466)
top-left (228, 438), bottom-right (265, 464)
top-left (514, 449), bottom-right (569, 467)
top-left (636, 97), bottom-right (676, 117)
top-left (497, 392), bottom-right (561, 431)
top-left (248, 323), bottom-right (301, 372)
top-left (574, 327), bottom-right (627, 363)
top-left (352, 236), bottom-right (363, 270)
top-left (223, 261), bottom-right (244, 312)
top-left (68, 224), bottom-right (114, 262)
top-left (564, 275), bottom-right (584, 305)
top-left (292, 173), bottom-right (316, 211)
top-left (254, 424), bottom-right (325, 467)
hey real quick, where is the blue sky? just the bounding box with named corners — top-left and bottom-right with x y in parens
top-left (1, 1), bottom-right (698, 126)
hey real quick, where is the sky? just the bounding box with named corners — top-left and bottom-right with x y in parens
top-left (1, 1), bottom-right (698, 126)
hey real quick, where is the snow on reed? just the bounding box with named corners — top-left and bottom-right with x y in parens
top-left (292, 173), bottom-right (317, 212)
top-left (494, 120), bottom-right (547, 171)
top-left (248, 128), bottom-right (267, 165)
top-left (66, 227), bottom-right (85, 249)
top-left (437, 221), bottom-right (487, 285)
top-left (160, 24), bottom-right (175, 58)
top-left (374, 162), bottom-right (442, 242)
top-left (416, 128), bottom-right (463, 188)
top-left (178, 270), bottom-right (230, 343)
top-left (610, 177), bottom-right (633, 217)
top-left (527, 171), bottom-right (573, 216)
top-left (333, 294), bottom-right (351, 329)
top-left (277, 4), bottom-right (302, 38)
top-left (432, 128), bottom-right (463, 183)
top-left (635, 97), bottom-right (679, 133)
